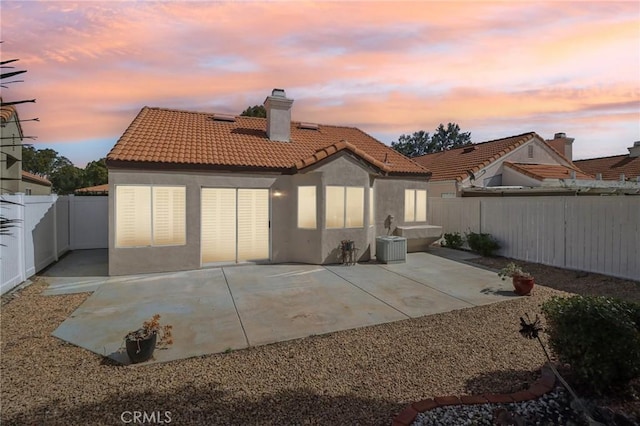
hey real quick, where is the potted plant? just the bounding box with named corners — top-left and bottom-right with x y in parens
top-left (124, 314), bottom-right (173, 363)
top-left (498, 262), bottom-right (534, 296)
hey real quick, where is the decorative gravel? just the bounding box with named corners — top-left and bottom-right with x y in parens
top-left (1, 261), bottom-right (637, 425)
top-left (413, 387), bottom-right (587, 426)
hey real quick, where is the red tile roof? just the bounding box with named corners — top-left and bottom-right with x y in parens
top-left (107, 107), bottom-right (430, 176)
top-left (503, 162), bottom-right (593, 180)
top-left (75, 184), bottom-right (109, 194)
top-left (0, 104), bottom-right (16, 123)
top-left (1, 101), bottom-right (24, 138)
top-left (21, 170), bottom-right (52, 186)
top-left (413, 132), bottom-right (541, 181)
top-left (574, 155), bottom-right (640, 181)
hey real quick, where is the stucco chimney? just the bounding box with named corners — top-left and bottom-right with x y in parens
top-left (549, 132), bottom-right (574, 161)
top-left (628, 141), bottom-right (640, 158)
top-left (264, 88), bottom-right (294, 142)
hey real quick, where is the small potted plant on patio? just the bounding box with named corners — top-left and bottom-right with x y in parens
top-left (498, 262), bottom-right (534, 296)
top-left (124, 314), bottom-right (173, 363)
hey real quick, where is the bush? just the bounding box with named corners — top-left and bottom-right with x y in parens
top-left (465, 231), bottom-right (500, 257)
top-left (442, 232), bottom-right (464, 249)
top-left (542, 295), bottom-right (640, 393)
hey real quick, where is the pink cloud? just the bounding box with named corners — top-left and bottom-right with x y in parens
top-left (1, 1), bottom-right (638, 164)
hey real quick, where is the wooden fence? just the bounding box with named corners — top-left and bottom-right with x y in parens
top-left (428, 196), bottom-right (639, 280)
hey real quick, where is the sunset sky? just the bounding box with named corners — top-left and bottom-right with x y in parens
top-left (2, 1), bottom-right (639, 167)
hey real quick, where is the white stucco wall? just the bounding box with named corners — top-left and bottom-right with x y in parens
top-left (108, 155), bottom-right (431, 275)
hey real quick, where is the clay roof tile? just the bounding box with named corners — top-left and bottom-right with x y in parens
top-left (107, 106), bottom-right (430, 176)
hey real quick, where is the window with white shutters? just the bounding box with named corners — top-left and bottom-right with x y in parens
top-left (115, 185), bottom-right (185, 248)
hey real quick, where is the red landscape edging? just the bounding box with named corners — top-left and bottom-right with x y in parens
top-left (392, 364), bottom-right (557, 426)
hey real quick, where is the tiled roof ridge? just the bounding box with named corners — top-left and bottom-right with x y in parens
top-left (143, 106), bottom-right (366, 131)
top-left (466, 131), bottom-right (537, 149)
top-left (294, 140), bottom-right (391, 173)
top-left (350, 126), bottom-right (431, 173)
top-left (106, 107), bottom-right (151, 160)
top-left (504, 162), bottom-right (594, 181)
top-left (574, 153), bottom-right (630, 162)
top-left (414, 131), bottom-right (538, 161)
top-left (453, 132), bottom-right (535, 182)
top-left (21, 170), bottom-right (52, 186)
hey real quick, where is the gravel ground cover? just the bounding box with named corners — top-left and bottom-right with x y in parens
top-left (413, 387), bottom-right (586, 425)
top-left (1, 259), bottom-right (637, 425)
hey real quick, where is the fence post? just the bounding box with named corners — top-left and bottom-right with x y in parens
top-left (68, 194), bottom-right (75, 250)
top-left (17, 193), bottom-right (26, 284)
top-left (52, 195), bottom-right (59, 261)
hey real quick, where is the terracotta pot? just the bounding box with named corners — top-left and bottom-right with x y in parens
top-left (512, 275), bottom-right (534, 296)
top-left (125, 332), bottom-right (157, 363)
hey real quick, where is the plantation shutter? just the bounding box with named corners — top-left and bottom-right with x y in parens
top-left (152, 186), bottom-right (186, 245)
top-left (326, 186), bottom-right (345, 228)
top-left (201, 188), bottom-right (237, 263)
top-left (416, 190), bottom-right (427, 222)
top-left (237, 189), bottom-right (269, 261)
top-left (345, 187), bottom-right (364, 228)
top-left (404, 189), bottom-right (415, 222)
top-left (116, 186), bottom-right (151, 247)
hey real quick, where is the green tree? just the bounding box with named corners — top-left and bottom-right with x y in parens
top-left (240, 105), bottom-right (266, 118)
top-left (391, 123), bottom-right (472, 157)
top-left (50, 164), bottom-right (84, 195)
top-left (431, 123), bottom-right (472, 152)
top-left (390, 131), bottom-right (432, 157)
top-left (21, 146), bottom-right (72, 179)
top-left (83, 158), bottom-right (108, 187)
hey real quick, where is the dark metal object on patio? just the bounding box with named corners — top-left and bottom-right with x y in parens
top-left (340, 240), bottom-right (356, 265)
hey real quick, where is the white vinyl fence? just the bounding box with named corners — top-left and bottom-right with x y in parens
top-left (429, 196), bottom-right (640, 281)
top-left (0, 194), bottom-right (108, 294)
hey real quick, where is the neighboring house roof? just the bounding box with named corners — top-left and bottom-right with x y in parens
top-left (503, 162), bottom-right (593, 181)
top-left (574, 155), bottom-right (640, 181)
top-left (75, 184), bottom-right (109, 194)
top-left (21, 170), bottom-right (52, 186)
top-left (0, 105), bottom-right (16, 123)
top-left (107, 107), bottom-right (430, 176)
top-left (413, 132), bottom-right (545, 181)
top-left (0, 101), bottom-right (24, 139)
top-left (545, 138), bottom-right (565, 157)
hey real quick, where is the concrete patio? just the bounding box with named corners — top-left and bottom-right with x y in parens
top-left (45, 249), bottom-right (517, 365)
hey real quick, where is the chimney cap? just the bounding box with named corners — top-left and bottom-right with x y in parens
top-left (271, 88), bottom-right (286, 97)
top-left (554, 132), bottom-right (566, 139)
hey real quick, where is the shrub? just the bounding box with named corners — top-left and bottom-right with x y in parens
top-left (442, 232), bottom-right (464, 249)
top-left (465, 231), bottom-right (500, 257)
top-left (542, 295), bottom-right (640, 393)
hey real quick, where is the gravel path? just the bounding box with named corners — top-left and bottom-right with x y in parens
top-left (0, 261), bottom-right (636, 425)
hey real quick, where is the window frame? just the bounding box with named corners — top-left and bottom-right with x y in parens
top-left (369, 187), bottom-right (374, 227)
top-left (325, 185), bottom-right (364, 229)
top-left (297, 186), bottom-right (317, 229)
top-left (115, 184), bottom-right (186, 248)
top-left (404, 189), bottom-right (427, 223)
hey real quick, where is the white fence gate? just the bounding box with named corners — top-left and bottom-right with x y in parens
top-left (428, 196), bottom-right (640, 281)
top-left (0, 194), bottom-right (108, 295)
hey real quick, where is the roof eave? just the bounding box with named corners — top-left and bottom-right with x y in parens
top-left (106, 159), bottom-right (292, 174)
